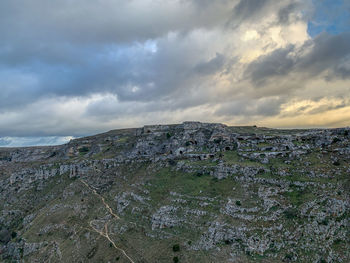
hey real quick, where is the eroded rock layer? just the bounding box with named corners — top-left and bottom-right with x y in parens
top-left (0, 122), bottom-right (349, 262)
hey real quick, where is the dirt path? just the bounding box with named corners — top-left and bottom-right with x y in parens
top-left (80, 179), bottom-right (134, 263)
top-left (80, 179), bottom-right (120, 219)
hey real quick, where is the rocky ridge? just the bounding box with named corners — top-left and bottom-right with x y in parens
top-left (0, 122), bottom-right (349, 262)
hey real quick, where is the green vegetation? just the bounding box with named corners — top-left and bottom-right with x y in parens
top-left (283, 187), bottom-right (314, 207)
top-left (172, 244), bottom-right (180, 252)
top-left (283, 208), bottom-right (299, 219)
top-left (116, 137), bottom-right (129, 143)
top-left (11, 231), bottom-right (17, 239)
top-left (183, 159), bottom-right (217, 168)
top-left (146, 168), bottom-right (237, 204)
top-left (1, 123), bottom-right (349, 262)
top-left (257, 142), bottom-right (272, 147)
top-left (78, 146), bottom-right (89, 155)
top-left (223, 151), bottom-right (261, 167)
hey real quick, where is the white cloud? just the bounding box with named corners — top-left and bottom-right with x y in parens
top-left (0, 136), bottom-right (74, 147)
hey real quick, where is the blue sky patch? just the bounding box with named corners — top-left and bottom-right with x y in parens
top-left (308, 0), bottom-right (350, 37)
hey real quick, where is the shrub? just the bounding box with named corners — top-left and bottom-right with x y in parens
top-left (333, 238), bottom-right (342, 245)
top-left (235, 200), bottom-right (241, 206)
top-left (320, 218), bottom-right (329, 226)
top-left (0, 229), bottom-right (11, 244)
top-left (333, 160), bottom-right (340, 166)
top-left (172, 244), bottom-right (180, 252)
top-left (224, 239), bottom-right (233, 245)
top-left (283, 208), bottom-right (298, 219)
top-left (78, 146), bottom-right (89, 153)
top-left (173, 256), bottom-right (179, 263)
top-left (214, 138), bottom-right (222, 144)
top-left (284, 254), bottom-right (293, 260)
top-left (332, 137), bottom-right (341, 144)
top-left (11, 231), bottom-right (17, 239)
top-left (166, 132), bottom-right (172, 139)
top-left (195, 172), bottom-right (203, 177)
top-left (168, 159), bottom-right (176, 166)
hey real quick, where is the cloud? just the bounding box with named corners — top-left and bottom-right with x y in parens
top-left (231, 0), bottom-right (272, 24)
top-left (299, 32), bottom-right (350, 75)
top-left (0, 0), bottom-right (233, 47)
top-left (215, 97), bottom-right (285, 117)
top-left (0, 136), bottom-right (74, 147)
top-left (193, 53), bottom-right (226, 75)
top-left (245, 32), bottom-right (350, 86)
top-left (0, 0), bottom-right (350, 141)
top-left (278, 2), bottom-right (303, 24)
top-left (245, 46), bottom-right (295, 85)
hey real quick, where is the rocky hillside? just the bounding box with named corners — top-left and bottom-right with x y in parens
top-left (0, 122), bottom-right (349, 263)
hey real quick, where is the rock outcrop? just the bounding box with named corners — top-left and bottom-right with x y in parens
top-left (0, 122), bottom-right (349, 262)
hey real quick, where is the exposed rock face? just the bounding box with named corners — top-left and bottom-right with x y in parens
top-left (0, 122), bottom-right (349, 262)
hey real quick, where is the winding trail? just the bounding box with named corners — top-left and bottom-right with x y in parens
top-left (80, 179), bottom-right (120, 219)
top-left (80, 179), bottom-right (134, 263)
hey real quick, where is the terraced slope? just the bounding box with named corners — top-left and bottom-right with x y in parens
top-left (0, 122), bottom-right (349, 262)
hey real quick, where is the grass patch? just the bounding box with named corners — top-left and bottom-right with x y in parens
top-left (223, 151), bottom-right (261, 167)
top-left (257, 142), bottom-right (272, 147)
top-left (78, 146), bottom-right (89, 155)
top-left (282, 186), bottom-right (315, 207)
top-left (146, 168), bottom-right (237, 206)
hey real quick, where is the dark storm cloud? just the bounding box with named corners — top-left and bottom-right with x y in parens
top-left (229, 0), bottom-right (305, 27)
top-left (193, 53), bottom-right (226, 75)
top-left (246, 46), bottom-right (295, 85)
top-left (231, 0), bottom-right (271, 24)
top-left (245, 32), bottom-right (350, 86)
top-left (333, 59), bottom-right (350, 79)
top-left (299, 33), bottom-right (350, 76)
top-left (0, 0), bottom-right (238, 112)
top-left (278, 2), bottom-right (302, 24)
top-left (0, 40), bottom-right (197, 109)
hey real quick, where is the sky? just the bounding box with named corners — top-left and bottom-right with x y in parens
top-left (0, 0), bottom-right (350, 146)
